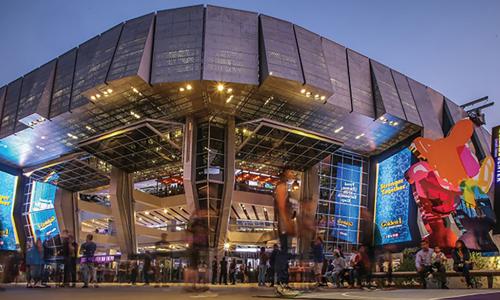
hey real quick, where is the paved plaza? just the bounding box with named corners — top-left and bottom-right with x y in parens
top-left (1, 284), bottom-right (500, 300)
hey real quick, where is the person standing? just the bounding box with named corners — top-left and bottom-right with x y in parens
top-left (80, 234), bottom-right (97, 288)
top-left (416, 240), bottom-right (446, 289)
top-left (130, 261), bottom-right (138, 285)
top-left (268, 244), bottom-right (279, 287)
top-left (143, 251), bottom-right (152, 285)
top-left (312, 236), bottom-right (325, 286)
top-left (211, 257), bottom-right (218, 285)
top-left (219, 257), bottom-right (228, 285)
top-left (62, 230), bottom-right (78, 287)
top-left (229, 259), bottom-right (237, 285)
top-left (258, 247), bottom-right (269, 286)
top-left (452, 240), bottom-right (473, 288)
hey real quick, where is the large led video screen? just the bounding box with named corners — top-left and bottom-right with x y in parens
top-left (331, 162), bottom-right (361, 244)
top-left (29, 181), bottom-right (60, 242)
top-left (0, 171), bottom-right (19, 250)
top-left (374, 148), bottom-right (413, 245)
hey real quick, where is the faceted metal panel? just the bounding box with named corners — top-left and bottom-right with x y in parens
top-left (444, 97), bottom-right (466, 123)
top-left (391, 70), bottom-right (422, 126)
top-left (426, 87), bottom-right (444, 128)
top-left (152, 6), bottom-right (204, 84)
top-left (370, 60), bottom-right (405, 120)
top-left (0, 86), bottom-right (6, 126)
top-left (0, 78), bottom-right (23, 138)
top-left (259, 15), bottom-right (303, 83)
top-left (407, 78), bottom-right (443, 139)
top-left (347, 49), bottom-right (375, 119)
top-left (107, 13), bottom-right (155, 82)
top-left (16, 60), bottom-right (56, 131)
top-left (321, 38), bottom-right (351, 111)
top-left (70, 36), bottom-right (100, 111)
top-left (203, 6), bottom-right (259, 85)
top-left (50, 49), bottom-right (77, 119)
top-left (294, 25), bottom-right (331, 92)
top-left (82, 24), bottom-right (123, 91)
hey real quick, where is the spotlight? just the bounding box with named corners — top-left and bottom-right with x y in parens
top-left (217, 84), bottom-right (225, 92)
top-left (186, 84), bottom-right (192, 91)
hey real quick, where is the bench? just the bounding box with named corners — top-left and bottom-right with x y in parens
top-left (371, 270), bottom-right (500, 288)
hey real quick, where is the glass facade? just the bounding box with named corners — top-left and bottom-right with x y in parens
top-left (317, 151), bottom-right (369, 255)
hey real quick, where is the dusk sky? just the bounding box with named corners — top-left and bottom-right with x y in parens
top-left (1, 0), bottom-right (499, 131)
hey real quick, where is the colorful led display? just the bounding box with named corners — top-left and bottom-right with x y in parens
top-left (374, 148), bottom-right (413, 245)
top-left (0, 170), bottom-right (18, 250)
top-left (28, 181), bottom-right (60, 242)
top-left (331, 162), bottom-right (361, 244)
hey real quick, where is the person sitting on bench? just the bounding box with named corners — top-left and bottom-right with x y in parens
top-left (416, 240), bottom-right (447, 289)
top-left (452, 240), bottom-right (473, 288)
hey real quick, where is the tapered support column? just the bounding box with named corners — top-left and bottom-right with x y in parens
top-left (215, 116), bottom-right (235, 258)
top-left (298, 164), bottom-right (320, 257)
top-left (54, 188), bottom-right (78, 239)
top-left (109, 167), bottom-right (137, 259)
top-left (183, 116), bottom-right (198, 214)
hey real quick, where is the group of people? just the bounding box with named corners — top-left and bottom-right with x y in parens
top-left (416, 239), bottom-right (474, 289)
top-left (23, 231), bottom-right (96, 288)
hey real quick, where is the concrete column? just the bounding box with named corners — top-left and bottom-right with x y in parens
top-left (183, 116), bottom-right (198, 214)
top-left (297, 164), bottom-right (320, 257)
top-left (109, 167), bottom-right (137, 259)
top-left (215, 116), bottom-right (235, 258)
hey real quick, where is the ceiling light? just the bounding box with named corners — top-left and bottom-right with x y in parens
top-left (355, 133), bottom-right (365, 139)
top-left (334, 126), bottom-right (344, 133)
top-left (163, 209), bottom-right (167, 213)
top-left (217, 84), bottom-right (225, 92)
top-left (320, 96), bottom-right (326, 100)
top-left (300, 89), bottom-right (306, 94)
top-left (132, 87), bottom-right (139, 93)
top-left (227, 88), bottom-right (233, 93)
top-left (91, 96), bottom-right (96, 100)
top-left (314, 94), bottom-right (320, 99)
top-left (226, 95), bottom-right (234, 103)
top-left (145, 211), bottom-right (150, 215)
top-left (67, 133), bottom-right (78, 140)
top-left (41, 136), bottom-right (46, 140)
top-left (35, 145), bottom-right (45, 151)
top-left (186, 84), bottom-right (192, 91)
top-left (393, 121), bottom-right (399, 126)
top-left (103, 91), bottom-right (108, 95)
top-left (179, 87), bottom-right (185, 92)
top-left (107, 88), bottom-right (113, 93)
top-left (85, 125), bottom-right (93, 131)
top-left (95, 94), bottom-right (101, 98)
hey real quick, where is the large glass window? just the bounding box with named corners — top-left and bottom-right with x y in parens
top-left (317, 151), bottom-right (368, 254)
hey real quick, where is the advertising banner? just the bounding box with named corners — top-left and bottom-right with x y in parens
top-left (331, 162), bottom-right (361, 244)
top-left (0, 171), bottom-right (18, 250)
top-left (374, 148), bottom-right (413, 245)
top-left (29, 181), bottom-right (60, 241)
top-left (493, 125), bottom-right (500, 234)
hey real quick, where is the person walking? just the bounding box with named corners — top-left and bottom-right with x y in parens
top-left (452, 240), bottom-right (473, 288)
top-left (211, 257), bottom-right (218, 285)
top-left (80, 234), bottom-right (97, 288)
top-left (258, 247), bottom-right (269, 286)
top-left (219, 257), bottom-right (228, 285)
top-left (416, 240), bottom-right (447, 289)
top-left (268, 244), bottom-right (279, 287)
top-left (26, 238), bottom-right (44, 288)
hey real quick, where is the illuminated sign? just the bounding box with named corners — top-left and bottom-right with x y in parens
top-left (493, 125), bottom-right (500, 234)
top-left (331, 162), bottom-right (362, 244)
top-left (374, 148), bottom-right (413, 245)
top-left (28, 181), bottom-right (60, 241)
top-left (0, 171), bottom-right (19, 250)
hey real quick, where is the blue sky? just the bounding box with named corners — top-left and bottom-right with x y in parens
top-left (1, 0), bottom-right (499, 131)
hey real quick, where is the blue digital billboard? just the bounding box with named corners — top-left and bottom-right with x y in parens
top-left (29, 181), bottom-right (60, 241)
top-left (0, 171), bottom-right (19, 250)
top-left (331, 162), bottom-right (362, 244)
top-left (374, 148), bottom-right (413, 245)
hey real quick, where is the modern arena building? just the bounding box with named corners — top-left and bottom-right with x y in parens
top-left (0, 5), bottom-right (497, 272)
